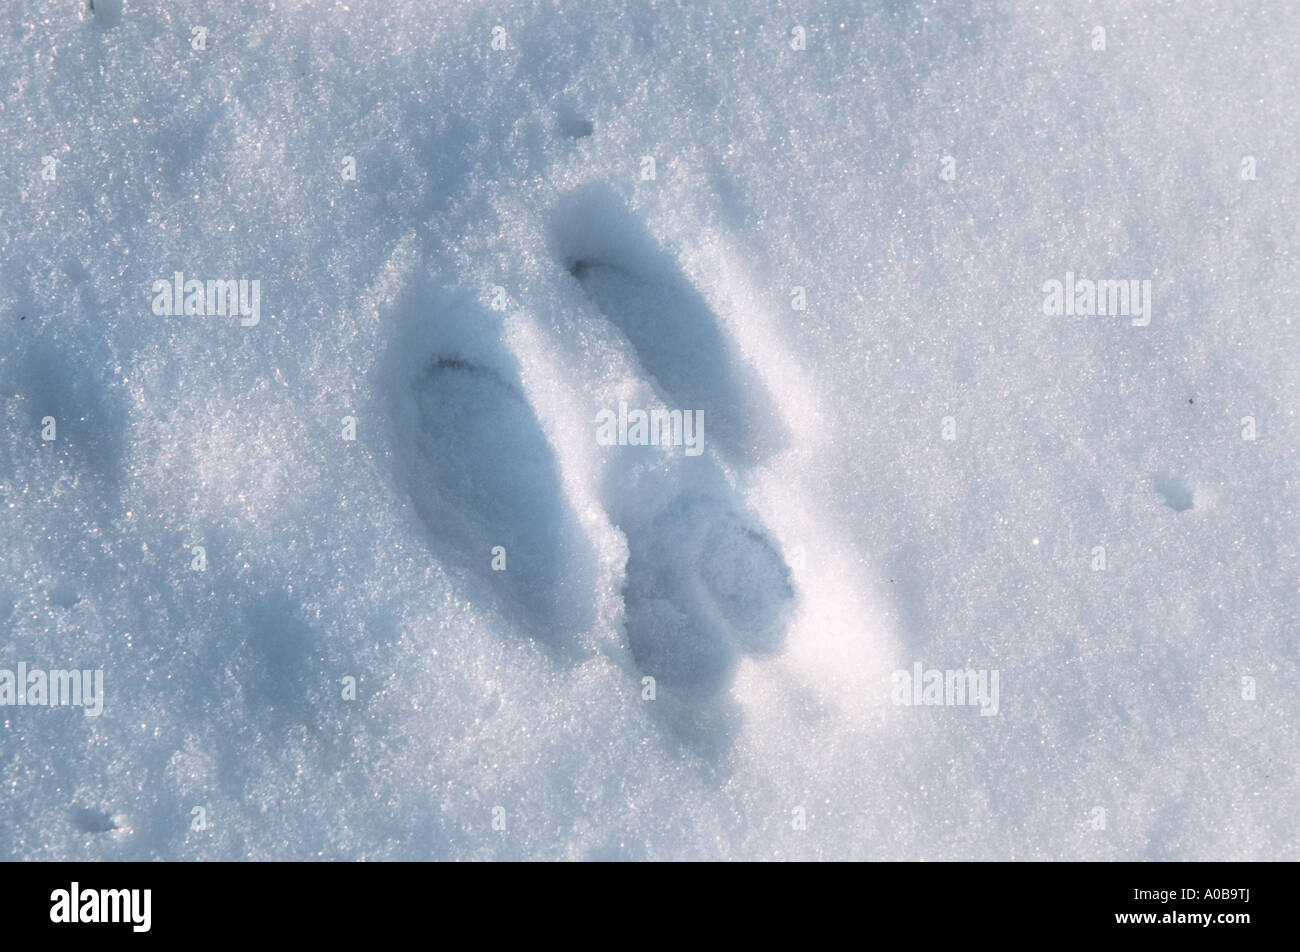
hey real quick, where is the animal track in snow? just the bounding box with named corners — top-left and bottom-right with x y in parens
top-left (622, 494), bottom-right (794, 693)
top-left (553, 188), bottom-right (797, 704)
top-left (385, 286), bottom-right (594, 652)
top-left (1154, 472), bottom-right (1196, 512)
top-left (552, 184), bottom-right (786, 466)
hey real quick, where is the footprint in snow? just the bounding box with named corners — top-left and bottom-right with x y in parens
top-left (385, 286), bottom-right (595, 655)
top-left (552, 184), bottom-right (787, 466)
top-left (553, 186), bottom-right (797, 706)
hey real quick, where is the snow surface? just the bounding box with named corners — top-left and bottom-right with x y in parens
top-left (0, 0), bottom-right (1296, 860)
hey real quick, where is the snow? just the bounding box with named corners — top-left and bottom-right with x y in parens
top-left (0, 0), bottom-right (1296, 860)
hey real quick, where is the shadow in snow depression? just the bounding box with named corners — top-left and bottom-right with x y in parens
top-left (382, 283), bottom-right (595, 656)
top-left (551, 183), bottom-right (787, 466)
top-left (551, 187), bottom-right (798, 748)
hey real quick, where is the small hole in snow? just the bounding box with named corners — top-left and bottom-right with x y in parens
top-left (556, 107), bottom-right (594, 139)
top-left (1155, 473), bottom-right (1195, 512)
top-left (71, 807), bottom-right (118, 834)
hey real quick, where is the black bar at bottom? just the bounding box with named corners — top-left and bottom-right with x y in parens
top-left (0, 860), bottom-right (1280, 940)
